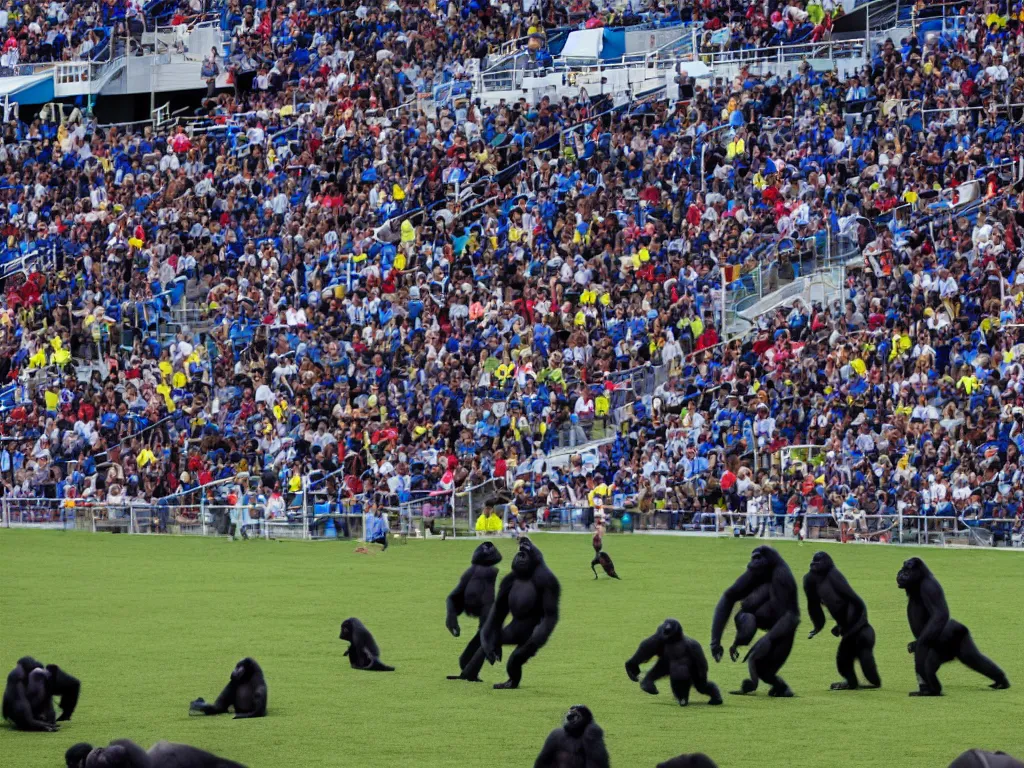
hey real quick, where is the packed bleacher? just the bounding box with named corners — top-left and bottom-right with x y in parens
top-left (1, 0), bottom-right (1024, 545)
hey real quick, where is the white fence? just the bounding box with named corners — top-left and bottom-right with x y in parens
top-left (4, 498), bottom-right (1020, 549)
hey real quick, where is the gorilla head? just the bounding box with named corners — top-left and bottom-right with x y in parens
top-left (747, 546), bottom-right (779, 574)
top-left (659, 618), bottom-right (683, 641)
top-left (471, 540), bottom-right (503, 567)
top-left (84, 745), bottom-right (131, 768)
top-left (562, 705), bottom-right (594, 737)
top-left (897, 557), bottom-right (930, 590)
top-left (511, 537), bottom-right (543, 576)
top-left (340, 618), bottom-right (356, 641)
top-left (65, 743), bottom-right (94, 768)
top-left (657, 753), bottom-right (719, 768)
top-left (809, 551), bottom-right (834, 576)
top-left (231, 658), bottom-right (259, 683)
top-left (17, 656), bottom-right (43, 674)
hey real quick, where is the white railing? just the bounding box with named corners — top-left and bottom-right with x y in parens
top-left (698, 38), bottom-right (865, 67)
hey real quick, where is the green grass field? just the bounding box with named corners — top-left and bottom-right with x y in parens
top-left (1, 531), bottom-right (1022, 768)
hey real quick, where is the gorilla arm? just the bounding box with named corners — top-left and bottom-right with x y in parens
top-left (803, 572), bottom-right (829, 639)
top-left (525, 571), bottom-right (560, 653)
top-left (625, 631), bottom-right (666, 681)
top-left (916, 576), bottom-right (950, 648)
top-left (481, 574), bottom-right (514, 664)
top-left (46, 665), bottom-right (81, 722)
top-left (446, 568), bottom-right (473, 638)
top-left (710, 570), bottom-right (756, 662)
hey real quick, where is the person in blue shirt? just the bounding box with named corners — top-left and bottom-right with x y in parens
top-left (364, 506), bottom-right (390, 550)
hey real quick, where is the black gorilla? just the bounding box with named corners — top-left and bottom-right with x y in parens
top-left (340, 618), bottom-right (395, 672)
top-left (897, 557), bottom-right (1009, 696)
top-left (949, 751), bottom-right (1024, 768)
top-left (3, 656), bottom-right (80, 731)
top-left (804, 551), bottom-right (881, 690)
top-left (657, 754), bottom-right (719, 768)
top-left (591, 551), bottom-right (620, 580)
top-left (458, 537), bottom-right (560, 689)
top-left (625, 619), bottom-right (722, 706)
top-left (189, 658), bottom-right (268, 718)
top-left (710, 546), bottom-right (800, 697)
top-left (71, 738), bottom-right (247, 767)
top-left (446, 541), bottom-right (502, 677)
top-left (533, 705), bottom-right (609, 768)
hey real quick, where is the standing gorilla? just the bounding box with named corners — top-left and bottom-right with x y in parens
top-left (3, 656), bottom-right (80, 732)
top-left (455, 537), bottom-right (560, 689)
top-left (445, 541), bottom-right (502, 678)
top-left (897, 558), bottom-right (1009, 696)
top-left (340, 618), bottom-right (395, 671)
top-left (803, 551), bottom-right (881, 690)
top-left (710, 546), bottom-right (800, 697)
top-left (624, 619), bottom-right (722, 706)
top-left (189, 658), bottom-right (267, 718)
top-left (68, 738), bottom-right (247, 767)
top-left (533, 705), bottom-right (609, 768)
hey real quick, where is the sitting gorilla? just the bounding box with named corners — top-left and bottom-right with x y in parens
top-left (657, 754), bottom-right (719, 768)
top-left (3, 656), bottom-right (80, 732)
top-left (68, 739), bottom-right (247, 767)
top-left (533, 705), bottom-right (609, 768)
top-left (340, 618), bottom-right (395, 671)
top-left (710, 546), bottom-right (800, 697)
top-left (458, 537), bottom-right (560, 689)
top-left (446, 541), bottom-right (502, 676)
top-left (897, 557), bottom-right (1009, 696)
top-left (189, 658), bottom-right (267, 718)
top-left (804, 551), bottom-right (880, 690)
top-left (625, 619), bottom-right (722, 707)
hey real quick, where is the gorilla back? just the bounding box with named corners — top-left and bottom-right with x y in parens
top-left (463, 537), bottom-right (560, 689)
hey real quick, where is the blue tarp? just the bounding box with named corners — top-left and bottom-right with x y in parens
top-left (601, 29), bottom-right (625, 60)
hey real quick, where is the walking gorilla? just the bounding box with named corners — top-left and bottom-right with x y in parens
top-left (67, 738), bottom-right (247, 767)
top-left (3, 656), bottom-right (80, 732)
top-left (189, 658), bottom-right (267, 718)
top-left (657, 755), bottom-right (719, 768)
top-left (710, 546), bottom-right (800, 697)
top-left (897, 557), bottom-right (1009, 696)
top-left (455, 537), bottom-right (560, 689)
top-left (533, 705), bottom-right (609, 768)
top-left (445, 541), bottom-right (502, 677)
top-left (625, 618), bottom-right (722, 706)
top-left (804, 551), bottom-right (881, 690)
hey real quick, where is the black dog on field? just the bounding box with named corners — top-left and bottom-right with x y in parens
top-left (590, 533), bottom-right (620, 580)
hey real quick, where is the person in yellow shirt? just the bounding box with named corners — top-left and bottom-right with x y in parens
top-left (475, 511), bottom-right (489, 535)
top-left (485, 507), bottom-right (504, 533)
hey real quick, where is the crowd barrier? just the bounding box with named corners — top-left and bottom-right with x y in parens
top-left (4, 497), bottom-right (1020, 549)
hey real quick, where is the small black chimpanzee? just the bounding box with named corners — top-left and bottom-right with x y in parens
top-left (189, 657), bottom-right (268, 718)
top-left (804, 551), bottom-right (881, 690)
top-left (590, 533), bottom-right (620, 580)
top-left (533, 705), bottom-right (610, 768)
top-left (445, 541), bottom-right (502, 678)
top-left (897, 557), bottom-right (1009, 696)
top-left (710, 546), bottom-right (800, 697)
top-left (456, 537), bottom-right (560, 689)
top-left (340, 618), bottom-right (395, 672)
top-left (625, 619), bottom-right (722, 707)
top-left (3, 656), bottom-right (80, 732)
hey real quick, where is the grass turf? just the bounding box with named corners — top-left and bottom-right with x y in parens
top-left (1, 531), bottom-right (1022, 768)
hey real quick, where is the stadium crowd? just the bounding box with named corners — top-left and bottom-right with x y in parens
top-left (1, 0), bottom-right (1024, 544)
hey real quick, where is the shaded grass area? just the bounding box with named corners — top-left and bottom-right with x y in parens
top-left (1, 531), bottom-right (1022, 767)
